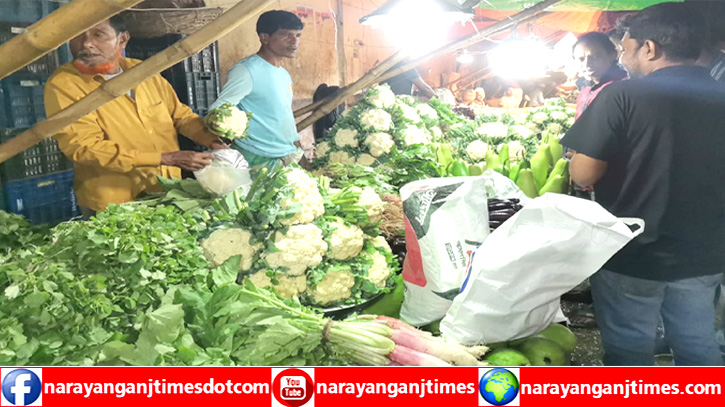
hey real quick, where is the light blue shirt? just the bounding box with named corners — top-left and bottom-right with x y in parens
top-left (210, 54), bottom-right (298, 158)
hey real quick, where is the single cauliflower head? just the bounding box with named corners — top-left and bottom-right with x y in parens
top-left (204, 103), bottom-right (250, 140)
top-left (367, 85), bottom-right (396, 109)
top-left (356, 154), bottom-right (377, 166)
top-left (354, 186), bottom-right (385, 224)
top-left (364, 132), bottom-right (395, 158)
top-left (280, 168), bottom-right (325, 226)
top-left (329, 150), bottom-right (356, 165)
top-left (327, 221), bottom-right (365, 260)
top-left (466, 140), bottom-right (489, 162)
top-left (511, 124), bottom-right (533, 139)
top-left (507, 140), bottom-right (526, 163)
top-left (399, 103), bottom-right (421, 123)
top-left (401, 126), bottom-right (431, 146)
top-left (265, 224), bottom-right (328, 275)
top-left (366, 250), bottom-right (392, 288)
top-left (430, 126), bottom-right (443, 140)
top-left (200, 227), bottom-right (262, 271)
top-left (416, 104), bottom-right (438, 120)
top-left (532, 111), bottom-right (549, 124)
top-left (247, 271), bottom-right (307, 299)
top-left (550, 110), bottom-right (568, 121)
top-left (476, 122), bottom-right (509, 139)
top-left (307, 267), bottom-right (356, 305)
top-left (333, 128), bottom-right (359, 148)
top-left (360, 109), bottom-right (393, 131)
top-left (547, 122), bottom-right (563, 135)
top-left (369, 235), bottom-right (393, 253)
top-left (315, 141), bottom-right (331, 158)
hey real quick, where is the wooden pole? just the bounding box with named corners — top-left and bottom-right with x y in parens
top-left (336, 0), bottom-right (347, 86)
top-left (293, 0), bottom-right (562, 119)
top-left (0, 0), bottom-right (145, 81)
top-left (447, 66), bottom-right (491, 88)
top-left (295, 50), bottom-right (408, 132)
top-left (0, 0), bottom-right (275, 165)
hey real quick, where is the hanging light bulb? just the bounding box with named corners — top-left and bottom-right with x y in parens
top-left (457, 49), bottom-right (474, 64)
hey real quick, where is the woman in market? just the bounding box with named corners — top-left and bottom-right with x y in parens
top-left (572, 32), bottom-right (628, 120)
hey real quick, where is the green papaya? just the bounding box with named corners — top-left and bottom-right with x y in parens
top-left (530, 146), bottom-right (551, 191)
top-left (516, 169), bottom-right (539, 198)
top-left (548, 139), bottom-right (564, 162)
top-left (539, 174), bottom-right (567, 195)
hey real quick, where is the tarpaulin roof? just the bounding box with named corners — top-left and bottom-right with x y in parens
top-left (477, 0), bottom-right (683, 12)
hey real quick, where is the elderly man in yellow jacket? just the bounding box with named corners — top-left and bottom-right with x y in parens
top-left (44, 16), bottom-right (227, 218)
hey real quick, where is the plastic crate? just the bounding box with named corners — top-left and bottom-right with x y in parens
top-left (0, 0), bottom-right (61, 24)
top-left (4, 170), bottom-right (79, 225)
top-left (0, 128), bottom-right (72, 181)
top-left (0, 75), bottom-right (48, 128)
top-left (184, 72), bottom-right (221, 116)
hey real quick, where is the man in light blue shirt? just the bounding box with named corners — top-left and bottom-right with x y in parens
top-left (210, 10), bottom-right (305, 171)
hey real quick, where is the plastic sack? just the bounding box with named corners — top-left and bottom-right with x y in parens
top-left (194, 149), bottom-right (251, 196)
top-left (398, 176), bottom-right (491, 326)
top-left (440, 193), bottom-right (645, 345)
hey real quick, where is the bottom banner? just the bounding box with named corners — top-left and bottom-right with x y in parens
top-left (0, 366), bottom-right (722, 407)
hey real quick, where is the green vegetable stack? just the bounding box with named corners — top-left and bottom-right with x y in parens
top-left (507, 135), bottom-right (569, 199)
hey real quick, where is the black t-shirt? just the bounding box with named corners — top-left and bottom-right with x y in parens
top-left (382, 66), bottom-right (421, 96)
top-left (561, 65), bottom-right (725, 281)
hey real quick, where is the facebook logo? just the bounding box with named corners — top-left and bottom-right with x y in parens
top-left (1, 368), bottom-right (42, 406)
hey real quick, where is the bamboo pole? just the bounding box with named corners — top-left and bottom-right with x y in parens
top-left (447, 67), bottom-right (491, 88)
top-left (0, 0), bottom-right (145, 81)
top-left (293, 0), bottom-right (562, 120)
top-left (335, 0), bottom-right (347, 86)
top-left (0, 0), bottom-right (275, 165)
top-left (295, 50), bottom-right (408, 132)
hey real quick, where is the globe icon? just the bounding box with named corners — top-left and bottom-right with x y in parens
top-left (479, 368), bottom-right (519, 406)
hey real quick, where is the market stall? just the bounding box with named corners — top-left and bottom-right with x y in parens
top-left (0, 0), bottom-right (697, 367)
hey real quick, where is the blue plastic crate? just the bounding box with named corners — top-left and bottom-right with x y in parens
top-left (1, 0), bottom-right (61, 24)
top-left (0, 75), bottom-right (48, 128)
top-left (0, 128), bottom-right (72, 181)
top-left (5, 170), bottom-right (79, 224)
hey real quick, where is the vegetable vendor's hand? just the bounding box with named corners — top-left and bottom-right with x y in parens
top-left (161, 151), bottom-right (214, 171)
top-left (209, 139), bottom-right (231, 150)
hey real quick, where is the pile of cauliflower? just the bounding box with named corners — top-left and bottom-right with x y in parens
top-left (314, 84), bottom-right (444, 169)
top-left (199, 166), bottom-right (398, 308)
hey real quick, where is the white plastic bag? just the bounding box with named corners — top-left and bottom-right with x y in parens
top-left (194, 149), bottom-right (251, 196)
top-left (440, 193), bottom-right (644, 345)
top-left (399, 176), bottom-right (490, 326)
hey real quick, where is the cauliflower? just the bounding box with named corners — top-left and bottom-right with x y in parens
top-left (315, 141), bottom-right (331, 158)
top-left (550, 110), bottom-right (568, 121)
top-left (356, 154), bottom-right (377, 166)
top-left (306, 267), bottom-right (356, 305)
top-left (364, 132), bottom-right (395, 157)
top-left (507, 140), bottom-right (526, 163)
top-left (566, 107), bottom-right (576, 117)
top-left (476, 122), bottom-right (509, 139)
top-left (329, 150), bottom-right (356, 165)
top-left (466, 140), bottom-right (489, 162)
top-left (366, 251), bottom-right (392, 288)
top-left (399, 103), bottom-right (421, 123)
top-left (360, 109), bottom-right (393, 131)
top-left (430, 126), bottom-right (443, 140)
top-left (200, 227), bottom-right (262, 271)
top-left (566, 117), bottom-right (575, 127)
top-left (333, 128), bottom-right (359, 148)
top-left (367, 85), bottom-right (396, 109)
top-left (416, 104), bottom-right (438, 120)
top-left (355, 186), bottom-right (385, 224)
top-left (280, 168), bottom-right (325, 226)
top-left (203, 103), bottom-right (250, 140)
top-left (369, 235), bottom-right (392, 253)
top-left (532, 111), bottom-right (549, 124)
top-left (265, 224), bottom-right (328, 275)
top-left (547, 122), bottom-right (563, 135)
top-left (511, 124), bottom-right (534, 139)
top-left (401, 126), bottom-right (431, 146)
top-left (247, 271), bottom-right (307, 299)
top-left (327, 221), bottom-right (365, 260)
top-left (526, 121), bottom-right (540, 131)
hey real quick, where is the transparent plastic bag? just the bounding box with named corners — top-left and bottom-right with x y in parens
top-left (194, 149), bottom-right (252, 196)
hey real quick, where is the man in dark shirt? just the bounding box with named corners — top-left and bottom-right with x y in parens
top-left (561, 3), bottom-right (725, 366)
top-left (382, 62), bottom-right (435, 98)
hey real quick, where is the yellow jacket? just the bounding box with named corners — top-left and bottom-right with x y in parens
top-left (44, 58), bottom-right (218, 211)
